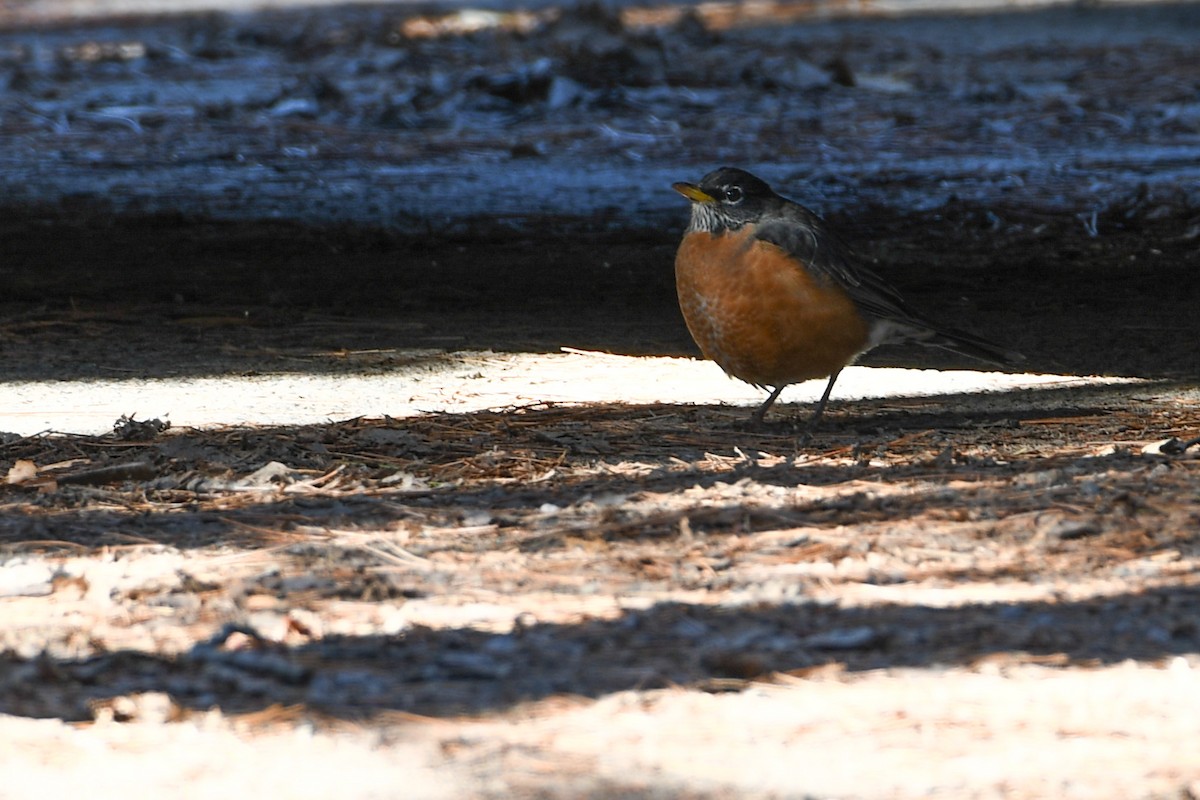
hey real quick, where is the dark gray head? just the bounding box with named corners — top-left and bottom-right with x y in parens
top-left (672, 167), bottom-right (782, 233)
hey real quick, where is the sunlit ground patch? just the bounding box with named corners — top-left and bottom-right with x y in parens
top-left (0, 349), bottom-right (1139, 436)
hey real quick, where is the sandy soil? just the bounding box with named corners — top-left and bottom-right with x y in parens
top-left (2, 1), bottom-right (1200, 798)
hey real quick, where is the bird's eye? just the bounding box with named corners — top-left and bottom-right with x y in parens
top-left (723, 186), bottom-right (744, 204)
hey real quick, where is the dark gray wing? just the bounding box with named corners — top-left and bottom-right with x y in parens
top-left (753, 209), bottom-right (1024, 367)
top-left (752, 209), bottom-right (922, 324)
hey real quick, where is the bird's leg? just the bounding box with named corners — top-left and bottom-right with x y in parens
top-left (751, 385), bottom-right (786, 425)
top-left (803, 370), bottom-right (842, 435)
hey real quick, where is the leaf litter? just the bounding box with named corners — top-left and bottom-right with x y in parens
top-left (1, 386), bottom-right (1199, 795)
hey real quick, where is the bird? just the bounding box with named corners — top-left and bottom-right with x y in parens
top-left (672, 166), bottom-right (1024, 430)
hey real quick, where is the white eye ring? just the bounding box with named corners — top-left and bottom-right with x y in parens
top-left (723, 186), bottom-right (744, 204)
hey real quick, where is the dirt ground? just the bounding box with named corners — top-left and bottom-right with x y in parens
top-left (2, 1), bottom-right (1200, 798)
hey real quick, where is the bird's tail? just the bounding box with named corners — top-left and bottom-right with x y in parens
top-left (917, 325), bottom-right (1026, 369)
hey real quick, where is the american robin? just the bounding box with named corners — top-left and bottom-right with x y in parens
top-left (673, 166), bottom-right (1024, 428)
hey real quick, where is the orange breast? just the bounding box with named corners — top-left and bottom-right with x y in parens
top-left (675, 228), bottom-right (870, 387)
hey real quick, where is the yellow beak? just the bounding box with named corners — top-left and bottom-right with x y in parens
top-left (672, 182), bottom-right (715, 203)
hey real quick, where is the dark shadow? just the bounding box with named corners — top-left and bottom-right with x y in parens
top-left (2, 584), bottom-right (1197, 721)
top-left (1, 203), bottom-right (1199, 382)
